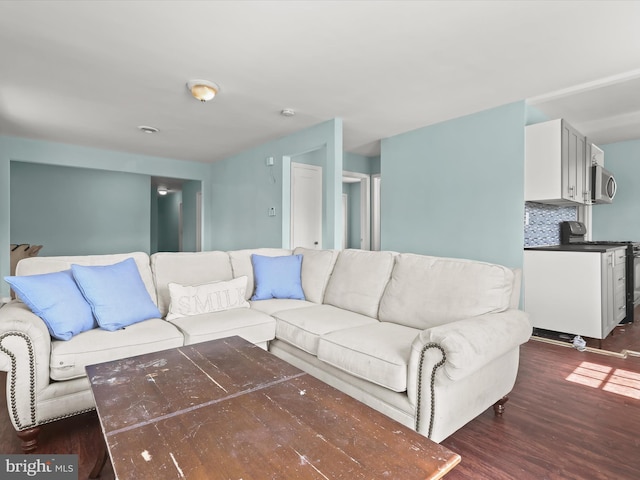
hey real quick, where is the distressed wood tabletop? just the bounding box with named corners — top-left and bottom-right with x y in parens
top-left (86, 336), bottom-right (460, 479)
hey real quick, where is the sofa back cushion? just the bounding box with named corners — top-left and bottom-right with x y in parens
top-left (15, 252), bottom-right (157, 304)
top-left (228, 248), bottom-right (292, 300)
top-left (323, 249), bottom-right (395, 318)
top-left (378, 253), bottom-right (515, 329)
top-left (150, 251), bottom-right (234, 317)
top-left (293, 247), bottom-right (339, 304)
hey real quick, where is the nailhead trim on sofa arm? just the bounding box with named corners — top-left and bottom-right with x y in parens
top-left (0, 332), bottom-right (37, 429)
top-left (415, 343), bottom-right (446, 439)
top-left (0, 331), bottom-right (96, 432)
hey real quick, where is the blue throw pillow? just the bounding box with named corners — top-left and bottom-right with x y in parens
top-left (251, 254), bottom-right (305, 300)
top-left (71, 257), bottom-right (161, 331)
top-left (4, 270), bottom-right (97, 341)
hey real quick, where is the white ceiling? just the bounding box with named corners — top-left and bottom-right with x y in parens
top-left (1, 1), bottom-right (639, 164)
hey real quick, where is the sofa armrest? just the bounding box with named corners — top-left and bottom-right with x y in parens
top-left (407, 309), bottom-right (531, 402)
top-left (0, 301), bottom-right (53, 430)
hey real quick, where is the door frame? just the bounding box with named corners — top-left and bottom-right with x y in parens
top-left (342, 171), bottom-right (371, 250)
top-left (371, 173), bottom-right (381, 251)
top-left (342, 193), bottom-right (349, 249)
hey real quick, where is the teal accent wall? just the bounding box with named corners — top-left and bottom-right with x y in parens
top-left (10, 162), bottom-right (151, 256)
top-left (593, 139), bottom-right (640, 241)
top-left (181, 180), bottom-right (201, 252)
top-left (344, 182), bottom-right (362, 248)
top-left (157, 191), bottom-right (182, 252)
top-left (210, 119), bottom-right (343, 250)
top-left (525, 104), bottom-right (550, 125)
top-left (150, 185), bottom-right (159, 254)
top-left (343, 152), bottom-right (380, 174)
top-left (0, 135), bottom-right (211, 298)
top-left (380, 101), bottom-right (526, 268)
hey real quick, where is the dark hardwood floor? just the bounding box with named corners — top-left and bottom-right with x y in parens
top-left (533, 306), bottom-right (640, 356)
top-left (0, 339), bottom-right (638, 479)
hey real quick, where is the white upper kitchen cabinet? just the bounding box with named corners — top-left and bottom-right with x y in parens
top-left (525, 119), bottom-right (590, 205)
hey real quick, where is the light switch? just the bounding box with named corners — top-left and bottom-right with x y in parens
top-left (268, 207), bottom-right (276, 217)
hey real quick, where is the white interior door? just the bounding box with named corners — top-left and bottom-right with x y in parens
top-left (291, 162), bottom-right (323, 249)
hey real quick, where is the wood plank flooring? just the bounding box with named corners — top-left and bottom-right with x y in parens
top-left (0, 339), bottom-right (638, 479)
top-left (533, 306), bottom-right (640, 356)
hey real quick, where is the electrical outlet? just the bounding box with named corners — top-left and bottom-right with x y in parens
top-left (268, 207), bottom-right (276, 217)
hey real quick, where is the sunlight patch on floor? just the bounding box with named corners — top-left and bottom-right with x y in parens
top-left (566, 362), bottom-right (640, 399)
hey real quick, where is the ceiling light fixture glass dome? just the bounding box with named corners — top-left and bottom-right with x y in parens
top-left (186, 79), bottom-right (220, 102)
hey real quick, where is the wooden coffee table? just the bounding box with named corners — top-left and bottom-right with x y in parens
top-left (86, 336), bottom-right (460, 479)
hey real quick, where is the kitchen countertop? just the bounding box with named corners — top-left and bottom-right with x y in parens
top-left (525, 244), bottom-right (626, 253)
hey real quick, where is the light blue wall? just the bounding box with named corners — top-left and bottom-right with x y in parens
top-left (593, 139), bottom-right (640, 241)
top-left (0, 135), bottom-right (212, 298)
top-left (345, 182), bottom-right (362, 248)
top-left (210, 119), bottom-right (343, 250)
top-left (380, 101), bottom-right (526, 268)
top-left (157, 191), bottom-right (182, 252)
top-left (343, 152), bottom-right (380, 174)
top-left (10, 162), bottom-right (151, 256)
top-left (181, 180), bottom-right (201, 252)
top-left (525, 104), bottom-right (550, 125)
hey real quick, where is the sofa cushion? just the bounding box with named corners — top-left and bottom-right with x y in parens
top-left (293, 247), bottom-right (339, 304)
top-left (166, 308), bottom-right (276, 346)
top-left (15, 252), bottom-right (157, 305)
top-left (4, 270), bottom-right (97, 341)
top-left (378, 253), bottom-right (515, 329)
top-left (228, 248), bottom-right (293, 300)
top-left (251, 254), bottom-right (305, 300)
top-left (166, 276), bottom-right (250, 320)
top-left (71, 258), bottom-right (162, 331)
top-left (317, 322), bottom-right (420, 392)
top-left (249, 299), bottom-right (315, 315)
top-left (50, 318), bottom-right (184, 381)
top-left (151, 251), bottom-right (234, 317)
top-left (323, 250), bottom-right (396, 318)
top-left (273, 304), bottom-right (378, 355)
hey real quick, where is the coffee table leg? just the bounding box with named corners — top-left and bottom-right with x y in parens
top-left (89, 441), bottom-right (109, 479)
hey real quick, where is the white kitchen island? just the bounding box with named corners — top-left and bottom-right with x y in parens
top-left (524, 245), bottom-right (626, 340)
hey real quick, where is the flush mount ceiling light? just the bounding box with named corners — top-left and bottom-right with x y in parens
top-left (157, 186), bottom-right (168, 196)
top-left (280, 108), bottom-right (295, 117)
top-left (186, 79), bottom-right (220, 102)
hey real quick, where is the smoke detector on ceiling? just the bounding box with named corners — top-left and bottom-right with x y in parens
top-left (138, 125), bottom-right (159, 134)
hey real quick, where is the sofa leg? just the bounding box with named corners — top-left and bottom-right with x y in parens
top-left (17, 427), bottom-right (41, 453)
top-left (493, 396), bottom-right (509, 416)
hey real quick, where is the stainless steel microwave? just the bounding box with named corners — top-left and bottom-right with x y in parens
top-left (592, 165), bottom-right (617, 204)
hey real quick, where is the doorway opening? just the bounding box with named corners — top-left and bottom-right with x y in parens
top-left (342, 171), bottom-right (371, 250)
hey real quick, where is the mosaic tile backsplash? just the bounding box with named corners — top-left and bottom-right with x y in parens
top-left (524, 202), bottom-right (577, 247)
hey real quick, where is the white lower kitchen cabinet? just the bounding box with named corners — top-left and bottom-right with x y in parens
top-left (523, 247), bottom-right (626, 339)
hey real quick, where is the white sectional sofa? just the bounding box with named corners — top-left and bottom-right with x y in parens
top-left (0, 247), bottom-right (531, 452)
